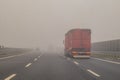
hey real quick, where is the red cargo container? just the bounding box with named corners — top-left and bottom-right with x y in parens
top-left (64, 29), bottom-right (91, 58)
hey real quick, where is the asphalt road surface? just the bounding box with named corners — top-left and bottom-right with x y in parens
top-left (0, 51), bottom-right (120, 80)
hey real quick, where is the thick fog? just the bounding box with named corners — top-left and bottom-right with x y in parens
top-left (0, 0), bottom-right (120, 49)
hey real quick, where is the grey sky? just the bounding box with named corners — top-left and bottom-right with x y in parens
top-left (0, 0), bottom-right (120, 49)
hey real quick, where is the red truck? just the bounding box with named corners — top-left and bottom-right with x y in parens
top-left (64, 28), bottom-right (91, 58)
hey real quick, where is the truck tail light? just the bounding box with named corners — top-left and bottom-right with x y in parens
top-left (72, 51), bottom-right (78, 55)
top-left (86, 52), bottom-right (91, 55)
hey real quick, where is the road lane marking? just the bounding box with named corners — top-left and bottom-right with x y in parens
top-left (87, 69), bottom-right (100, 77)
top-left (93, 58), bottom-right (120, 64)
top-left (0, 56), bottom-right (14, 59)
top-left (34, 58), bottom-right (38, 61)
top-left (74, 61), bottom-right (79, 65)
top-left (25, 63), bottom-right (32, 68)
top-left (0, 54), bottom-right (24, 60)
top-left (38, 56), bottom-right (41, 58)
top-left (38, 54), bottom-right (43, 58)
top-left (4, 74), bottom-right (16, 80)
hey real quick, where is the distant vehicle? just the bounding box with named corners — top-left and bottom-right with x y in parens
top-left (64, 28), bottom-right (91, 58)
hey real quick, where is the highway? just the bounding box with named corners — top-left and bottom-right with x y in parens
top-left (0, 51), bottom-right (120, 80)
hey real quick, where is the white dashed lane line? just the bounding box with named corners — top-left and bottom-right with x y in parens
top-left (38, 54), bottom-right (43, 58)
top-left (73, 61), bottom-right (79, 65)
top-left (72, 60), bottom-right (100, 77)
top-left (38, 56), bottom-right (41, 58)
top-left (34, 58), bottom-right (38, 61)
top-left (87, 69), bottom-right (100, 77)
top-left (4, 74), bottom-right (16, 80)
top-left (25, 63), bottom-right (32, 68)
top-left (63, 57), bottom-right (101, 78)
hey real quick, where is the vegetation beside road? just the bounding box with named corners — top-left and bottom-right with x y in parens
top-left (0, 48), bottom-right (31, 58)
top-left (92, 51), bottom-right (120, 61)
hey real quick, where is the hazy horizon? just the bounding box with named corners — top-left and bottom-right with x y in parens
top-left (0, 0), bottom-right (120, 49)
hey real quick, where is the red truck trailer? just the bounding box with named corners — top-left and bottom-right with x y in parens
top-left (64, 28), bottom-right (91, 58)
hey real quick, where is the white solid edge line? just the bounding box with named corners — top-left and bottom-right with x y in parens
top-left (4, 74), bottom-right (16, 80)
top-left (25, 63), bottom-right (32, 68)
top-left (74, 61), bottom-right (79, 65)
top-left (93, 58), bottom-right (120, 64)
top-left (34, 58), bottom-right (38, 61)
top-left (0, 54), bottom-right (24, 60)
top-left (0, 56), bottom-right (14, 59)
top-left (87, 69), bottom-right (100, 77)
